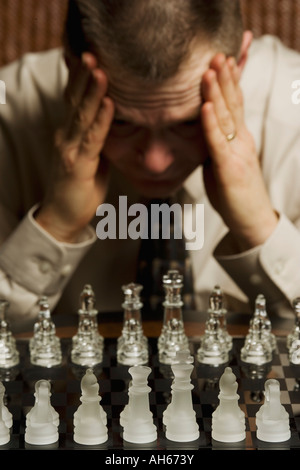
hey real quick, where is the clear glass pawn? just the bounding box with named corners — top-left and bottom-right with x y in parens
top-left (158, 270), bottom-right (189, 365)
top-left (208, 285), bottom-right (232, 352)
top-left (29, 297), bottom-right (62, 367)
top-left (196, 314), bottom-right (229, 366)
top-left (0, 300), bottom-right (19, 368)
top-left (71, 284), bottom-right (104, 366)
top-left (287, 298), bottom-right (300, 364)
top-left (117, 283), bottom-right (148, 365)
top-left (196, 287), bottom-right (230, 366)
top-left (240, 315), bottom-right (273, 365)
top-left (251, 294), bottom-right (276, 351)
top-left (287, 298), bottom-right (300, 349)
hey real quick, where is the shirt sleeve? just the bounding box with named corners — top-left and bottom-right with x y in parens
top-left (214, 214), bottom-right (300, 311)
top-left (0, 205), bottom-right (96, 332)
top-left (0, 49), bottom-right (97, 331)
top-left (214, 37), bottom-right (300, 318)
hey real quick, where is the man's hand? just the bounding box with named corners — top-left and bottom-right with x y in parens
top-left (36, 53), bottom-right (114, 243)
top-left (201, 53), bottom-right (278, 251)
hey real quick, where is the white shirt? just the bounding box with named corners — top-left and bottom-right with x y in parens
top-left (0, 35), bottom-right (300, 332)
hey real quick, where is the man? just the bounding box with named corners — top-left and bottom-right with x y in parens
top-left (0, 0), bottom-right (300, 332)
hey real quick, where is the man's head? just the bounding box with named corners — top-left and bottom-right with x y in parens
top-left (65, 0), bottom-right (244, 82)
top-left (64, 0), bottom-right (248, 197)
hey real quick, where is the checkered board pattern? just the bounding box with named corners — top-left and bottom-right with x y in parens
top-left (2, 336), bottom-right (300, 450)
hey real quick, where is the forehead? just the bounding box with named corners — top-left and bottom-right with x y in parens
top-left (107, 45), bottom-right (214, 127)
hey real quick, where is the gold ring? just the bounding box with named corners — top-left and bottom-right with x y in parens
top-left (226, 131), bottom-right (236, 142)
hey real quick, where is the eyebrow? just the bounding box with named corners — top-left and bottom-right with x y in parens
top-left (113, 105), bottom-right (202, 128)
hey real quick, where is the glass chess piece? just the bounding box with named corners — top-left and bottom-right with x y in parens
top-left (196, 286), bottom-right (230, 365)
top-left (0, 382), bottom-right (12, 430)
top-left (26, 380), bottom-right (59, 428)
top-left (240, 315), bottom-right (272, 366)
top-left (0, 300), bottom-right (19, 368)
top-left (29, 296), bottom-right (62, 367)
top-left (163, 349), bottom-right (194, 436)
top-left (240, 294), bottom-right (275, 366)
top-left (209, 285), bottom-right (232, 352)
top-left (158, 270), bottom-right (189, 365)
top-left (256, 379), bottom-right (291, 442)
top-left (286, 297), bottom-right (300, 365)
top-left (252, 294), bottom-right (276, 351)
top-left (287, 298), bottom-right (300, 364)
top-left (287, 297), bottom-right (300, 349)
top-left (212, 367), bottom-right (246, 443)
top-left (71, 284), bottom-right (104, 367)
top-left (117, 283), bottom-right (148, 366)
top-left (25, 380), bottom-right (59, 446)
top-left (0, 382), bottom-right (10, 445)
top-left (164, 357), bottom-right (199, 442)
top-left (197, 286), bottom-right (232, 365)
top-left (122, 365), bottom-right (157, 444)
top-left (73, 369), bottom-right (108, 445)
top-left (196, 313), bottom-right (229, 366)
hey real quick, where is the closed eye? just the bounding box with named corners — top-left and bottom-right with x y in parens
top-left (113, 119), bottom-right (130, 126)
top-left (170, 118), bottom-right (200, 138)
top-left (110, 119), bottom-right (138, 137)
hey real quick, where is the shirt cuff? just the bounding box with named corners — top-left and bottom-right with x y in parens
top-left (214, 213), bottom-right (300, 305)
top-left (0, 205), bottom-right (97, 296)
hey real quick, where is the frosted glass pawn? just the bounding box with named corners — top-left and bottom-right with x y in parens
top-left (0, 382), bottom-right (10, 445)
top-left (25, 380), bottom-right (59, 445)
top-left (164, 359), bottom-right (199, 442)
top-left (71, 285), bottom-right (104, 366)
top-left (122, 366), bottom-right (157, 444)
top-left (26, 380), bottom-right (59, 427)
top-left (0, 300), bottom-right (19, 368)
top-left (29, 297), bottom-right (62, 367)
top-left (256, 379), bottom-right (291, 442)
top-left (74, 368), bottom-right (108, 445)
top-left (117, 283), bottom-right (148, 365)
top-left (158, 270), bottom-right (189, 364)
top-left (0, 383), bottom-right (12, 429)
top-left (287, 298), bottom-right (300, 363)
top-left (212, 367), bottom-right (246, 442)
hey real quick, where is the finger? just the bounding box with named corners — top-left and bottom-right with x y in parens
top-left (80, 96), bottom-right (115, 159)
top-left (68, 97), bottom-right (114, 180)
top-left (227, 57), bottom-right (245, 123)
top-left (215, 56), bottom-right (244, 127)
top-left (201, 101), bottom-right (231, 166)
top-left (67, 69), bottom-right (109, 143)
top-left (65, 53), bottom-right (96, 110)
top-left (202, 68), bottom-right (235, 137)
top-left (227, 56), bottom-right (240, 86)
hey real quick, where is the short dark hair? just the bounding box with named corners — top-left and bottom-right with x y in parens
top-left (64, 0), bottom-right (244, 82)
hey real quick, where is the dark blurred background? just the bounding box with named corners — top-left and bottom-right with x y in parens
top-left (0, 0), bottom-right (299, 67)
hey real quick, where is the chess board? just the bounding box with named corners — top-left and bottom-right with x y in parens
top-left (3, 336), bottom-right (300, 452)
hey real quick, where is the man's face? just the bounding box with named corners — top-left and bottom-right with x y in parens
top-left (102, 45), bottom-right (215, 198)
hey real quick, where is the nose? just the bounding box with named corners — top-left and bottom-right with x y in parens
top-left (140, 139), bottom-right (174, 175)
